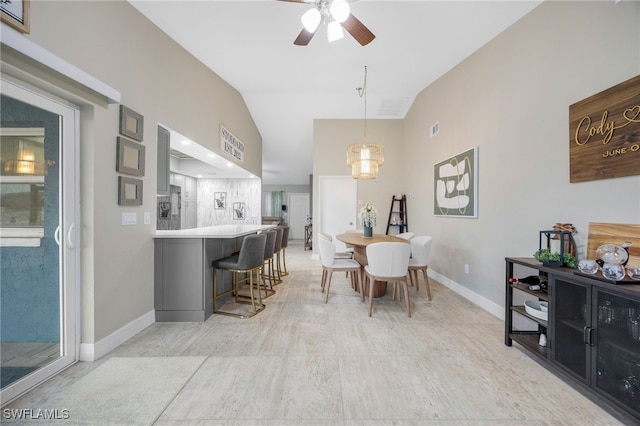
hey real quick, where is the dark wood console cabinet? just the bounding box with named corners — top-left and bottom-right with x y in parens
top-left (505, 257), bottom-right (640, 424)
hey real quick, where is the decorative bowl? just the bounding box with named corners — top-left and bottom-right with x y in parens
top-left (578, 259), bottom-right (599, 275)
top-left (524, 300), bottom-right (548, 321)
top-left (627, 265), bottom-right (640, 281)
top-left (596, 244), bottom-right (629, 266)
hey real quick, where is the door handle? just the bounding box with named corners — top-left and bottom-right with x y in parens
top-left (54, 226), bottom-right (61, 246)
top-left (67, 222), bottom-right (76, 249)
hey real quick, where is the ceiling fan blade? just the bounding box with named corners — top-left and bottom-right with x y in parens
top-left (342, 14), bottom-right (375, 46)
top-left (294, 28), bottom-right (315, 46)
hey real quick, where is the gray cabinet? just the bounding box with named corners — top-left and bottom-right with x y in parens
top-left (154, 236), bottom-right (243, 322)
top-left (157, 126), bottom-right (170, 196)
top-left (505, 257), bottom-right (640, 424)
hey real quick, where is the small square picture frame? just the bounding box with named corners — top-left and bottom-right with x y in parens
top-left (119, 105), bottom-right (144, 142)
top-left (118, 176), bottom-right (143, 206)
top-left (116, 137), bottom-right (145, 176)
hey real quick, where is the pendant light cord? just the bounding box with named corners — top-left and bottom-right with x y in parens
top-left (356, 65), bottom-right (368, 142)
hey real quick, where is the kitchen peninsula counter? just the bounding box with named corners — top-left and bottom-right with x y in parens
top-left (154, 224), bottom-right (274, 239)
top-left (154, 224), bottom-right (275, 321)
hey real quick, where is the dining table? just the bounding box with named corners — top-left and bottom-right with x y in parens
top-left (335, 232), bottom-right (409, 298)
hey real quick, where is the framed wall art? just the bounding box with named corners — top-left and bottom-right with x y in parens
top-left (233, 202), bottom-right (245, 220)
top-left (116, 137), bottom-right (145, 176)
top-left (1, 0), bottom-right (29, 34)
top-left (118, 176), bottom-right (143, 206)
top-left (434, 146), bottom-right (478, 218)
top-left (214, 192), bottom-right (226, 209)
top-left (119, 105), bottom-right (144, 142)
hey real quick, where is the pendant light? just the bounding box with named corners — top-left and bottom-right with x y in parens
top-left (346, 66), bottom-right (384, 179)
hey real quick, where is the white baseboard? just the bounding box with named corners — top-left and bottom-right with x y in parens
top-left (429, 270), bottom-right (504, 320)
top-left (79, 310), bottom-right (155, 361)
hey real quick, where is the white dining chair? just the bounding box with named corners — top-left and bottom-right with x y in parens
top-left (408, 235), bottom-right (433, 300)
top-left (363, 242), bottom-right (411, 317)
top-left (396, 232), bottom-right (414, 240)
top-left (318, 238), bottom-right (362, 303)
top-left (319, 232), bottom-right (352, 259)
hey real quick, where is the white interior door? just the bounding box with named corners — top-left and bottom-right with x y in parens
top-left (318, 176), bottom-right (357, 252)
top-left (287, 193), bottom-right (309, 240)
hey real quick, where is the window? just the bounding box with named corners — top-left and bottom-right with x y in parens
top-left (0, 127), bottom-right (46, 245)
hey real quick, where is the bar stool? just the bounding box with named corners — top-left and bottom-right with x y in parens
top-left (273, 226), bottom-right (284, 284)
top-left (260, 229), bottom-right (277, 298)
top-left (212, 233), bottom-right (267, 318)
top-left (279, 225), bottom-right (290, 276)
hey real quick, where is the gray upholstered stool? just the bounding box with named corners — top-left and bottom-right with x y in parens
top-left (212, 233), bottom-right (267, 318)
top-left (272, 227), bottom-right (284, 284)
top-left (260, 229), bottom-right (277, 299)
top-left (279, 225), bottom-right (290, 276)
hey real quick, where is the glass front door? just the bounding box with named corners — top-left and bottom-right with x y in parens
top-left (0, 77), bottom-right (79, 405)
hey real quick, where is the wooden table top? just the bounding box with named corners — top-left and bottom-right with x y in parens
top-left (335, 233), bottom-right (409, 247)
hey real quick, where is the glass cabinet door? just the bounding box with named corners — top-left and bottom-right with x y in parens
top-left (594, 289), bottom-right (640, 418)
top-left (551, 277), bottom-right (590, 382)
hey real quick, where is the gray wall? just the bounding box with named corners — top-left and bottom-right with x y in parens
top-left (402, 1), bottom-right (640, 308)
top-left (312, 1), bottom-right (640, 311)
top-left (2, 0), bottom-right (262, 344)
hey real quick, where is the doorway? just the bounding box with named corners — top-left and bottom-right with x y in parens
top-left (318, 176), bottom-right (357, 252)
top-left (287, 193), bottom-right (310, 240)
top-left (0, 77), bottom-right (79, 405)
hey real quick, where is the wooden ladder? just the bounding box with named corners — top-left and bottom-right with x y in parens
top-left (386, 195), bottom-right (408, 235)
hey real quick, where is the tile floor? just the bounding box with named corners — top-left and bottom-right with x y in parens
top-left (2, 241), bottom-right (626, 425)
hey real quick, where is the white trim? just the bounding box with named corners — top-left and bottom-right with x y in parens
top-left (429, 269), bottom-right (504, 320)
top-left (79, 310), bottom-right (155, 361)
top-left (1, 23), bottom-right (121, 103)
top-left (0, 237), bottom-right (41, 247)
top-left (0, 228), bottom-right (44, 238)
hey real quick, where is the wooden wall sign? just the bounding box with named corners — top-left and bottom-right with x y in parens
top-left (569, 74), bottom-right (640, 183)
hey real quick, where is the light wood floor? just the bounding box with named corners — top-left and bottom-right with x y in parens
top-left (3, 240), bottom-right (626, 425)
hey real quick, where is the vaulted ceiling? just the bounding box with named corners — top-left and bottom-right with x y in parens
top-left (130, 0), bottom-right (542, 185)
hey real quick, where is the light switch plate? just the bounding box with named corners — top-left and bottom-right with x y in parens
top-left (143, 212), bottom-right (150, 225)
top-left (122, 212), bottom-right (137, 225)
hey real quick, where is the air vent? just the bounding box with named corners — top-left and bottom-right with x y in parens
top-left (376, 97), bottom-right (410, 117)
top-left (430, 122), bottom-right (439, 138)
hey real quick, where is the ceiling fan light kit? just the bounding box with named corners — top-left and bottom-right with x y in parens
top-left (280, 0), bottom-right (375, 46)
top-left (327, 20), bottom-right (344, 42)
top-left (329, 0), bottom-right (350, 23)
top-left (301, 8), bottom-right (321, 32)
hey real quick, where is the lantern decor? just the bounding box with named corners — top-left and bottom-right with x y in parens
top-left (535, 223), bottom-right (578, 268)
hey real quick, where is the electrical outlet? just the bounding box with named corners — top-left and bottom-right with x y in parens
top-left (122, 212), bottom-right (137, 226)
top-left (464, 264), bottom-right (470, 274)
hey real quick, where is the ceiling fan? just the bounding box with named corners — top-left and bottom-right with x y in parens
top-left (278, 0), bottom-right (375, 46)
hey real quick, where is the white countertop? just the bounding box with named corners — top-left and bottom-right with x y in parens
top-left (154, 224), bottom-right (276, 239)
